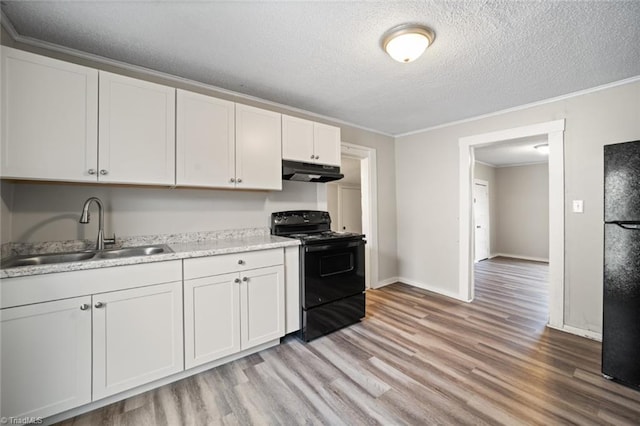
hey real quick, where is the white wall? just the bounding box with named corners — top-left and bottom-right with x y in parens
top-left (8, 181), bottom-right (320, 242)
top-left (495, 164), bottom-right (549, 260)
top-left (396, 80), bottom-right (640, 334)
top-left (1, 181), bottom-right (14, 244)
top-left (1, 39), bottom-right (399, 285)
top-left (473, 163), bottom-right (497, 256)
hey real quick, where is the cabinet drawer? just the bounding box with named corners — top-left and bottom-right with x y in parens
top-left (184, 248), bottom-right (284, 280)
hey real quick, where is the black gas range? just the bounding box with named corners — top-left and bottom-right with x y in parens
top-left (271, 210), bottom-right (366, 341)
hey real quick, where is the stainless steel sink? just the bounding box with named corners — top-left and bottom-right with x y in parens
top-left (1, 244), bottom-right (173, 269)
top-left (1, 251), bottom-right (96, 268)
top-left (94, 245), bottom-right (172, 260)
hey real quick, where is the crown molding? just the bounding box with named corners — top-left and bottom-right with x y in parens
top-left (396, 75), bottom-right (640, 138)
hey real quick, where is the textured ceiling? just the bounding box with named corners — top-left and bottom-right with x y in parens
top-left (2, 1), bottom-right (639, 136)
top-left (475, 135), bottom-right (549, 167)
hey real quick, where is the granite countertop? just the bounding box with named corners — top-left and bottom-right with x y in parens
top-left (0, 228), bottom-right (299, 279)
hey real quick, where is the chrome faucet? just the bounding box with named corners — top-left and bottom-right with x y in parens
top-left (79, 197), bottom-right (116, 250)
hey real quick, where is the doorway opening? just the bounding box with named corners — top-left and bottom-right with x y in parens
top-left (473, 179), bottom-right (490, 262)
top-left (326, 142), bottom-right (378, 289)
top-left (458, 120), bottom-right (565, 329)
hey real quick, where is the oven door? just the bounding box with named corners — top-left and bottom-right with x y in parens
top-left (301, 239), bottom-right (365, 309)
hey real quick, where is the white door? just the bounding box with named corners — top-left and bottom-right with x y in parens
top-left (176, 89), bottom-right (235, 188)
top-left (474, 181), bottom-right (490, 262)
top-left (282, 115), bottom-right (314, 163)
top-left (1, 47), bottom-right (98, 182)
top-left (241, 265), bottom-right (285, 350)
top-left (92, 282), bottom-right (183, 399)
top-left (313, 122), bottom-right (341, 166)
top-left (235, 104), bottom-right (282, 190)
top-left (1, 297), bottom-right (92, 419)
top-left (338, 186), bottom-right (363, 233)
top-left (184, 273), bottom-right (241, 369)
top-left (98, 71), bottom-right (175, 185)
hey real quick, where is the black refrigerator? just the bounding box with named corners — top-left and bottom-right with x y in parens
top-left (603, 139), bottom-right (640, 390)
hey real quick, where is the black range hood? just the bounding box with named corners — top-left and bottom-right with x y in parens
top-left (282, 160), bottom-right (344, 183)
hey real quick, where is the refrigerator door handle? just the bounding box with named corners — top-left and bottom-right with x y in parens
top-left (611, 221), bottom-right (640, 230)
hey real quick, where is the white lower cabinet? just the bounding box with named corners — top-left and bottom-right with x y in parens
top-left (184, 272), bottom-right (241, 369)
top-left (0, 262), bottom-right (183, 420)
top-left (184, 250), bottom-right (285, 369)
top-left (92, 282), bottom-right (184, 400)
top-left (1, 297), bottom-right (92, 420)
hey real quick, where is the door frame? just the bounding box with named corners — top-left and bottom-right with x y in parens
top-left (340, 142), bottom-right (378, 289)
top-left (473, 179), bottom-right (490, 262)
top-left (458, 119), bottom-right (565, 329)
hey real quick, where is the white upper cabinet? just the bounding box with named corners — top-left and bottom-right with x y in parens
top-left (176, 89), bottom-right (235, 188)
top-left (235, 104), bottom-right (282, 190)
top-left (176, 92), bottom-right (282, 190)
top-left (98, 71), bottom-right (175, 185)
top-left (1, 46), bottom-right (98, 182)
top-left (282, 115), bottom-right (341, 166)
top-left (313, 122), bottom-right (341, 166)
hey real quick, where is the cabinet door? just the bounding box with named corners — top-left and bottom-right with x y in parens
top-left (184, 273), bottom-right (241, 369)
top-left (235, 104), bottom-right (282, 190)
top-left (241, 265), bottom-right (285, 350)
top-left (282, 115), bottom-right (314, 163)
top-left (99, 71), bottom-right (175, 185)
top-left (1, 297), bottom-right (92, 419)
top-left (1, 47), bottom-right (98, 182)
top-left (176, 89), bottom-right (235, 188)
top-left (92, 282), bottom-right (183, 399)
top-left (313, 122), bottom-right (341, 166)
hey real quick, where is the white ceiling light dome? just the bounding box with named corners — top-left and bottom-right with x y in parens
top-left (382, 24), bottom-right (435, 63)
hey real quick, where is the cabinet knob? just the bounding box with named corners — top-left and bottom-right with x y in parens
top-left (315, 155), bottom-right (319, 159)
top-left (99, 169), bottom-right (108, 175)
top-left (238, 259), bottom-right (245, 265)
top-left (80, 304), bottom-right (90, 311)
top-left (94, 302), bottom-right (104, 308)
top-left (229, 177), bottom-right (235, 183)
top-left (88, 169), bottom-right (96, 175)
top-left (237, 178), bottom-right (242, 183)
top-left (310, 155), bottom-right (315, 159)
top-left (234, 278), bottom-right (241, 283)
top-left (242, 276), bottom-right (249, 282)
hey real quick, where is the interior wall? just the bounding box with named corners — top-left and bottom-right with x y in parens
top-left (326, 184), bottom-right (338, 231)
top-left (396, 79), bottom-right (640, 334)
top-left (1, 181), bottom-right (14, 244)
top-left (1, 39), bottom-right (398, 284)
top-left (9, 181), bottom-right (319, 242)
top-left (473, 163), bottom-right (497, 256)
top-left (495, 164), bottom-right (549, 260)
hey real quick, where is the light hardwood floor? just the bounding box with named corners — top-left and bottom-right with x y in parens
top-left (58, 257), bottom-right (640, 425)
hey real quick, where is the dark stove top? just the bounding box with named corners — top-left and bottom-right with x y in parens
top-left (287, 231), bottom-right (364, 243)
top-left (270, 210), bottom-right (364, 245)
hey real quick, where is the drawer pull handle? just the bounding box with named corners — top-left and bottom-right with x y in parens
top-left (238, 260), bottom-right (245, 265)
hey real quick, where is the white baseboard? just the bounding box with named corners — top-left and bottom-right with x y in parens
top-left (397, 276), bottom-right (467, 302)
top-left (493, 253), bottom-right (549, 263)
top-left (547, 323), bottom-right (602, 341)
top-left (374, 277), bottom-right (399, 288)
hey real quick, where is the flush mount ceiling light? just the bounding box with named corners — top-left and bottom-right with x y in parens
top-left (382, 24), bottom-right (435, 63)
top-left (534, 143), bottom-right (550, 154)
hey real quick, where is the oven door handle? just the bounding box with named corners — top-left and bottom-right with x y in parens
top-left (305, 240), bottom-right (364, 252)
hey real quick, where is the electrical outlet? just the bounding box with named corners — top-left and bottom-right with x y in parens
top-left (572, 200), bottom-right (584, 213)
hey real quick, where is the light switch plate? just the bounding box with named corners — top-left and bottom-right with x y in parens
top-left (572, 200), bottom-right (584, 213)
